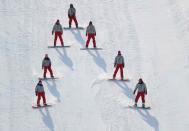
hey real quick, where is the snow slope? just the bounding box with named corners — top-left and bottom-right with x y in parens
top-left (0, 0), bottom-right (189, 131)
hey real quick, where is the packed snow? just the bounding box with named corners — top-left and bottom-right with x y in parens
top-left (0, 0), bottom-right (189, 131)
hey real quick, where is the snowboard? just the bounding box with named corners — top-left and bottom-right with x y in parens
top-left (80, 47), bottom-right (103, 50)
top-left (64, 27), bottom-right (85, 30)
top-left (108, 78), bottom-right (130, 82)
top-left (48, 45), bottom-right (71, 48)
top-left (38, 77), bottom-right (58, 80)
top-left (32, 104), bottom-right (52, 108)
top-left (128, 105), bottom-right (151, 110)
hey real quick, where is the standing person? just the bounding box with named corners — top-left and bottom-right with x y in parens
top-left (68, 4), bottom-right (78, 28)
top-left (113, 51), bottom-right (125, 80)
top-left (86, 21), bottom-right (96, 48)
top-left (42, 54), bottom-right (54, 78)
top-left (35, 80), bottom-right (47, 107)
top-left (133, 78), bottom-right (147, 108)
top-left (52, 19), bottom-right (63, 46)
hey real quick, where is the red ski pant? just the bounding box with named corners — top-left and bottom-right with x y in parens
top-left (113, 64), bottom-right (124, 79)
top-left (69, 16), bottom-right (78, 25)
top-left (37, 92), bottom-right (46, 105)
top-left (135, 92), bottom-right (145, 103)
top-left (54, 32), bottom-right (63, 46)
top-left (86, 34), bottom-right (96, 47)
top-left (43, 66), bottom-right (53, 77)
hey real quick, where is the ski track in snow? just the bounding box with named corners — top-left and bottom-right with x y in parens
top-left (0, 0), bottom-right (189, 131)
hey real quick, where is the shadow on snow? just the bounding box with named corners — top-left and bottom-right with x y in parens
top-left (70, 29), bottom-right (107, 72)
top-left (45, 80), bottom-right (61, 102)
top-left (137, 109), bottom-right (159, 131)
top-left (39, 108), bottom-right (55, 131)
top-left (55, 48), bottom-right (74, 71)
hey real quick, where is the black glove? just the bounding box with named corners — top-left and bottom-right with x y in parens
top-left (133, 90), bottom-right (136, 95)
top-left (35, 92), bottom-right (37, 96)
top-left (114, 64), bottom-right (116, 67)
top-left (122, 64), bottom-right (124, 68)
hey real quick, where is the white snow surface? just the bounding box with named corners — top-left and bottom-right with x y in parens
top-left (0, 0), bottom-right (189, 131)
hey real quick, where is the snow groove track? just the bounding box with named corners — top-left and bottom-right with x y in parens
top-left (0, 0), bottom-right (189, 131)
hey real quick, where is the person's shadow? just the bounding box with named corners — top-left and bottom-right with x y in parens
top-left (87, 50), bottom-right (107, 72)
top-left (55, 48), bottom-right (74, 71)
top-left (45, 80), bottom-right (61, 102)
top-left (70, 29), bottom-right (85, 46)
top-left (114, 81), bottom-right (134, 100)
top-left (137, 109), bottom-right (159, 131)
top-left (70, 29), bottom-right (107, 72)
top-left (39, 108), bottom-right (55, 131)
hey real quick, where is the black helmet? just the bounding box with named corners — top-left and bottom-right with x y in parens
top-left (38, 79), bottom-right (42, 83)
top-left (118, 50), bottom-right (121, 55)
top-left (138, 78), bottom-right (143, 84)
top-left (70, 4), bottom-right (73, 8)
top-left (89, 21), bottom-right (92, 25)
top-left (56, 19), bottom-right (59, 24)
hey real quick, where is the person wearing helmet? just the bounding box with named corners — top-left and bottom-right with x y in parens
top-left (113, 51), bottom-right (125, 80)
top-left (52, 19), bottom-right (63, 46)
top-left (133, 78), bottom-right (147, 108)
top-left (86, 21), bottom-right (96, 48)
top-left (42, 54), bottom-right (54, 78)
top-left (35, 80), bottom-right (47, 107)
top-left (68, 4), bottom-right (78, 28)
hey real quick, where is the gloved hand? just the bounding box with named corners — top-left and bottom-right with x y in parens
top-left (94, 33), bottom-right (96, 36)
top-left (133, 90), bottom-right (136, 95)
top-left (52, 31), bottom-right (53, 35)
top-left (114, 64), bottom-right (116, 67)
top-left (35, 92), bottom-right (37, 96)
top-left (122, 64), bottom-right (125, 68)
top-left (86, 33), bottom-right (87, 36)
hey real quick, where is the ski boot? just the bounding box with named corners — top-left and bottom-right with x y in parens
top-left (76, 23), bottom-right (78, 28)
top-left (134, 103), bottom-right (137, 107)
top-left (37, 104), bottom-right (41, 107)
top-left (44, 103), bottom-right (47, 106)
top-left (142, 103), bottom-right (145, 108)
top-left (69, 23), bottom-right (71, 28)
top-left (112, 76), bottom-right (115, 80)
top-left (86, 45), bottom-right (88, 48)
top-left (94, 45), bottom-right (96, 48)
top-left (51, 75), bottom-right (54, 78)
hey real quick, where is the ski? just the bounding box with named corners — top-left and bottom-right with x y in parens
top-left (32, 104), bottom-right (52, 108)
top-left (128, 105), bottom-right (151, 110)
top-left (48, 45), bottom-right (71, 48)
top-left (38, 77), bottom-right (58, 80)
top-left (80, 47), bottom-right (103, 50)
top-left (108, 78), bottom-right (130, 82)
top-left (64, 27), bottom-right (85, 30)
